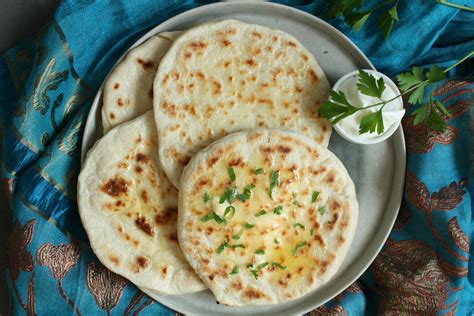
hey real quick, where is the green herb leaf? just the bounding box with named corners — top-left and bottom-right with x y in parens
top-left (230, 266), bottom-right (239, 274)
top-left (311, 191), bottom-right (320, 203)
top-left (273, 205), bottom-right (283, 215)
top-left (345, 11), bottom-right (372, 33)
top-left (318, 206), bottom-right (327, 215)
top-left (258, 262), bottom-right (269, 269)
top-left (434, 100), bottom-right (451, 117)
top-left (220, 186), bottom-right (238, 204)
top-left (227, 167), bottom-right (236, 182)
top-left (250, 269), bottom-right (259, 279)
top-left (412, 104), bottom-right (429, 126)
top-left (319, 90), bottom-right (359, 124)
top-left (244, 222), bottom-right (255, 229)
top-left (269, 170), bottom-right (280, 199)
top-left (325, 0), bottom-right (364, 19)
top-left (397, 67), bottom-right (424, 93)
top-left (255, 209), bottom-right (267, 217)
top-left (293, 241), bottom-right (307, 256)
top-left (426, 65), bottom-right (446, 83)
top-left (232, 229), bottom-right (243, 240)
top-left (357, 70), bottom-right (386, 99)
top-left (310, 228), bottom-right (314, 236)
top-left (216, 241), bottom-right (228, 254)
top-left (379, 2), bottom-right (398, 39)
top-left (229, 244), bottom-right (245, 249)
top-left (224, 205), bottom-right (236, 220)
top-left (293, 223), bottom-right (305, 229)
top-left (203, 192), bottom-right (212, 203)
top-left (255, 168), bottom-right (264, 175)
top-left (274, 238), bottom-right (280, 244)
top-left (426, 106), bottom-right (447, 132)
top-left (271, 262), bottom-right (287, 270)
top-left (359, 110), bottom-right (384, 135)
top-left (201, 212), bottom-right (225, 224)
top-left (255, 248), bottom-right (265, 255)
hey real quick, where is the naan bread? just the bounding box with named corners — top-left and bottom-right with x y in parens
top-left (178, 129), bottom-right (357, 306)
top-left (102, 32), bottom-right (181, 133)
top-left (78, 111), bottom-right (205, 295)
top-left (153, 20), bottom-right (331, 188)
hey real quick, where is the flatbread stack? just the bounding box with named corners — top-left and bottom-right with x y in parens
top-left (78, 19), bottom-right (358, 307)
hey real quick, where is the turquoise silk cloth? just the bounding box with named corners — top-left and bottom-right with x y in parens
top-left (1, 0), bottom-right (473, 314)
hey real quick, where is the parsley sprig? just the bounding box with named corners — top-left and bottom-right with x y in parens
top-left (319, 50), bottom-right (474, 135)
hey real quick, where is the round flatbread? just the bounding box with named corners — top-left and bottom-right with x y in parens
top-left (102, 32), bottom-right (181, 133)
top-left (153, 20), bottom-right (331, 188)
top-left (78, 111), bottom-right (205, 295)
top-left (178, 129), bottom-right (357, 306)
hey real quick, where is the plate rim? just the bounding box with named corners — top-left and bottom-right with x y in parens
top-left (80, 1), bottom-right (406, 314)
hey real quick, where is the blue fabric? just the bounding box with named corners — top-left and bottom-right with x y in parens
top-left (1, 0), bottom-right (473, 314)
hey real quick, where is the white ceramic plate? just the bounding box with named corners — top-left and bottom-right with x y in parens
top-left (81, 2), bottom-right (405, 314)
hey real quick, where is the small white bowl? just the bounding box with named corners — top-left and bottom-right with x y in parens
top-left (332, 69), bottom-right (403, 145)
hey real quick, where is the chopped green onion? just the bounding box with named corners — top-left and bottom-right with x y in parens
top-left (269, 170), bottom-right (280, 199)
top-left (255, 209), bottom-right (267, 217)
top-left (250, 269), bottom-right (259, 279)
top-left (200, 212), bottom-right (225, 224)
top-left (255, 248), bottom-right (265, 255)
top-left (274, 238), bottom-right (280, 244)
top-left (228, 167), bottom-right (236, 182)
top-left (293, 241), bottom-right (307, 256)
top-left (271, 262), bottom-right (287, 270)
top-left (293, 200), bottom-right (299, 206)
top-left (229, 244), bottom-right (245, 249)
top-left (312, 191), bottom-right (320, 203)
top-left (220, 186), bottom-right (238, 204)
top-left (246, 263), bottom-right (253, 268)
top-left (273, 205), bottom-right (283, 215)
top-left (237, 184), bottom-right (256, 201)
top-left (258, 262), bottom-right (268, 269)
top-left (293, 223), bottom-right (305, 229)
top-left (310, 228), bottom-right (314, 236)
top-left (255, 168), bottom-right (264, 175)
top-left (230, 266), bottom-right (239, 274)
top-left (244, 222), bottom-right (255, 229)
top-left (224, 205), bottom-right (236, 220)
top-left (203, 192), bottom-right (212, 203)
top-left (217, 241), bottom-right (228, 254)
top-left (317, 206), bottom-right (326, 215)
top-left (233, 229), bottom-right (243, 240)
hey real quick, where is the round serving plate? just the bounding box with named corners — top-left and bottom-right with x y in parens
top-left (81, 2), bottom-right (405, 314)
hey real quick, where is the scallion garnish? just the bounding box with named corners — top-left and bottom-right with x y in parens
top-left (255, 248), bottom-right (265, 255)
top-left (237, 184), bottom-right (256, 201)
top-left (271, 262), bottom-right (287, 270)
top-left (269, 170), bottom-right (280, 199)
top-left (230, 266), bottom-right (239, 274)
top-left (201, 212), bottom-right (225, 224)
top-left (293, 241), bottom-right (307, 256)
top-left (293, 200), bottom-right (299, 206)
top-left (224, 205), bottom-right (236, 220)
top-left (255, 168), bottom-right (264, 175)
top-left (203, 192), bottom-right (212, 203)
top-left (229, 244), bottom-right (245, 249)
top-left (258, 262), bottom-right (268, 269)
top-left (273, 205), bottom-right (283, 215)
top-left (220, 186), bottom-right (238, 204)
top-left (312, 191), bottom-right (320, 203)
top-left (228, 167), bottom-right (236, 182)
top-left (216, 241), bottom-right (228, 254)
top-left (293, 223), bottom-right (305, 229)
top-left (250, 269), bottom-right (259, 279)
top-left (274, 238), bottom-right (280, 244)
top-left (255, 209), bottom-right (267, 217)
top-left (244, 222), bottom-right (255, 229)
top-left (310, 228), bottom-right (314, 236)
top-left (318, 206), bottom-right (326, 215)
top-left (233, 229), bottom-right (243, 240)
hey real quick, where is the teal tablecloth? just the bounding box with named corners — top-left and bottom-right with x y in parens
top-left (1, 0), bottom-right (473, 314)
